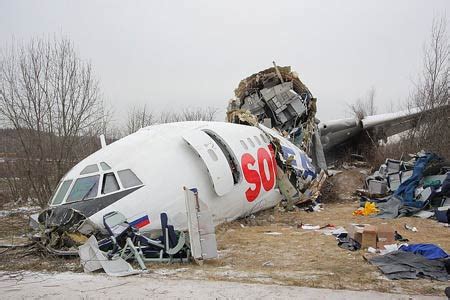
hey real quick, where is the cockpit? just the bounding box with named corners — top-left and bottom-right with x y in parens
top-left (50, 162), bottom-right (143, 206)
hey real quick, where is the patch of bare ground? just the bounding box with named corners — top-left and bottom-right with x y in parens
top-left (0, 169), bottom-right (448, 296)
top-left (0, 211), bottom-right (80, 273)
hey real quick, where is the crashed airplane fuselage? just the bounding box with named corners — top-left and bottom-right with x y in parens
top-left (41, 63), bottom-right (446, 235)
top-left (43, 121), bottom-right (316, 232)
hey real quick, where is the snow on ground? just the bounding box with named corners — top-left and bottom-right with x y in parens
top-left (0, 206), bottom-right (40, 217)
top-left (0, 271), bottom-right (443, 299)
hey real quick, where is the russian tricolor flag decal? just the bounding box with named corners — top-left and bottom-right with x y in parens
top-left (130, 215), bottom-right (150, 229)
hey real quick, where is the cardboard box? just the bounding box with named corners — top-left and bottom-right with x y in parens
top-left (348, 224), bottom-right (364, 244)
top-left (348, 224), bottom-right (377, 249)
top-left (377, 223), bottom-right (395, 248)
top-left (361, 225), bottom-right (377, 249)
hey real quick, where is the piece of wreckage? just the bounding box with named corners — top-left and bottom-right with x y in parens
top-left (34, 62), bottom-right (449, 263)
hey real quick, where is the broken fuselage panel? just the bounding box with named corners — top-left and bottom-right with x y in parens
top-left (45, 121), bottom-right (316, 232)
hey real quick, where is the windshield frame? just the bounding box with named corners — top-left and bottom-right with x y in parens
top-left (65, 174), bottom-right (101, 204)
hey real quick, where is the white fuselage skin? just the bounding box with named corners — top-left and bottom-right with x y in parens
top-left (50, 121), bottom-right (315, 232)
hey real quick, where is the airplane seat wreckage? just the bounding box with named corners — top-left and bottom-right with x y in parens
top-left (27, 62), bottom-right (449, 272)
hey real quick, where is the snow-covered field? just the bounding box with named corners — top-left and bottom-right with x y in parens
top-left (0, 271), bottom-right (443, 299)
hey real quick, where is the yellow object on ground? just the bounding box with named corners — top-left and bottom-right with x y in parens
top-left (353, 202), bottom-right (379, 216)
top-left (63, 232), bottom-right (88, 245)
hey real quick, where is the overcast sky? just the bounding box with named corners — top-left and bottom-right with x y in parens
top-left (1, 0), bottom-right (448, 124)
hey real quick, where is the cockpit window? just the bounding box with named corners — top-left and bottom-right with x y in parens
top-left (51, 180), bottom-right (72, 205)
top-left (117, 169), bottom-right (143, 188)
top-left (66, 175), bottom-right (100, 203)
top-left (80, 164), bottom-right (99, 175)
top-left (100, 162), bottom-right (111, 171)
top-left (102, 172), bottom-right (120, 194)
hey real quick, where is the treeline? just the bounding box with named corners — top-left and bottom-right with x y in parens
top-left (0, 37), bottom-right (218, 207)
top-left (348, 17), bottom-right (449, 164)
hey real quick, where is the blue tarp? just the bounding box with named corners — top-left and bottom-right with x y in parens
top-left (394, 153), bottom-right (438, 208)
top-left (400, 243), bottom-right (449, 260)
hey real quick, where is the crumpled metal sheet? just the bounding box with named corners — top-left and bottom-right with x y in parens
top-left (38, 207), bottom-right (86, 233)
top-left (79, 235), bottom-right (140, 276)
top-left (226, 64), bottom-right (324, 171)
top-left (233, 65), bottom-right (311, 101)
top-left (226, 109), bottom-right (258, 126)
top-left (36, 207), bottom-right (100, 254)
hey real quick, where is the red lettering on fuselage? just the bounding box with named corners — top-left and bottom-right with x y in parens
top-left (241, 153), bottom-right (261, 202)
top-left (241, 146), bottom-right (276, 202)
top-left (257, 148), bottom-right (275, 191)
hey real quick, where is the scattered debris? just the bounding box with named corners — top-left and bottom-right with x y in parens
top-left (359, 170), bottom-right (369, 176)
top-left (404, 224), bottom-right (418, 232)
top-left (184, 188), bottom-right (218, 263)
top-left (348, 224), bottom-right (377, 249)
top-left (436, 206), bottom-right (450, 223)
top-left (335, 223), bottom-right (397, 252)
top-left (368, 250), bottom-right (449, 281)
top-left (352, 202), bottom-right (379, 216)
top-left (394, 231), bottom-right (409, 242)
top-left (412, 210), bottom-right (434, 219)
top-left (357, 151), bottom-right (450, 221)
top-left (301, 224), bottom-right (320, 230)
top-left (262, 261), bottom-right (274, 267)
top-left (79, 235), bottom-right (140, 277)
top-left (327, 170), bottom-right (342, 176)
top-left (399, 243), bottom-right (448, 260)
top-left (263, 232), bottom-right (283, 236)
top-left (226, 62), bottom-right (327, 172)
top-left (337, 234), bottom-right (360, 251)
top-left (320, 226), bottom-right (347, 236)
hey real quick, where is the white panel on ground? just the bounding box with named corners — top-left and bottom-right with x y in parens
top-left (184, 188), bottom-right (218, 262)
top-left (78, 235), bottom-right (140, 277)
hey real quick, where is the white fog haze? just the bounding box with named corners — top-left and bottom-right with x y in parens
top-left (1, 0), bottom-right (448, 123)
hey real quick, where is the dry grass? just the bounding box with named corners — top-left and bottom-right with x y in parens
top-left (0, 211), bottom-right (80, 273)
top-left (0, 168), bottom-right (449, 296)
top-left (205, 201), bottom-right (449, 295)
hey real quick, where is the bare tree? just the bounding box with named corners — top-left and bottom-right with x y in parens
top-left (0, 37), bottom-right (107, 207)
top-left (122, 106), bottom-right (219, 136)
top-left (126, 104), bottom-right (154, 135)
top-left (348, 87), bottom-right (377, 120)
top-left (158, 107), bottom-right (219, 123)
top-left (404, 16), bottom-right (449, 157)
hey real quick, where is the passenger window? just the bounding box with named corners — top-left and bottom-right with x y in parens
top-left (240, 140), bottom-right (248, 150)
top-left (117, 169), bottom-right (143, 188)
top-left (102, 173), bottom-right (120, 194)
top-left (260, 134), bottom-right (268, 143)
top-left (51, 180), bottom-right (73, 205)
top-left (247, 138), bottom-right (255, 147)
top-left (66, 175), bottom-right (100, 202)
top-left (80, 164), bottom-right (99, 175)
top-left (100, 162), bottom-right (111, 171)
top-left (254, 136), bottom-right (261, 145)
top-left (207, 149), bottom-right (218, 161)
